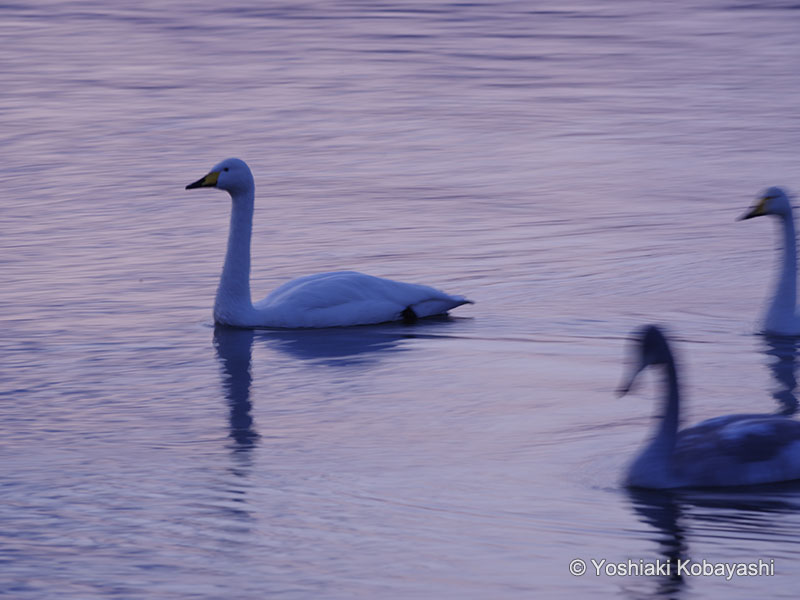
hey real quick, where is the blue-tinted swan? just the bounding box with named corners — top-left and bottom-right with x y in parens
top-left (739, 187), bottom-right (800, 335)
top-left (186, 158), bottom-right (471, 328)
top-left (619, 325), bottom-right (800, 488)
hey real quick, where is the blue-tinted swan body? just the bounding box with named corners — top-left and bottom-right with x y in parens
top-left (620, 325), bottom-right (800, 489)
top-left (186, 158), bottom-right (471, 328)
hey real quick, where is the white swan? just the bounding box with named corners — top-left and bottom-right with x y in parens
top-left (619, 325), bottom-right (800, 489)
top-left (186, 158), bottom-right (472, 328)
top-left (739, 187), bottom-right (800, 335)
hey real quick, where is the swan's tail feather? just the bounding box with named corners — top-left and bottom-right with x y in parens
top-left (411, 297), bottom-right (473, 319)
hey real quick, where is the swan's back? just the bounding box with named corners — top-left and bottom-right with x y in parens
top-left (253, 271), bottom-right (471, 328)
top-left (669, 416), bottom-right (800, 487)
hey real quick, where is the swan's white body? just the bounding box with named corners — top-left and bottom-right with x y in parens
top-left (740, 187), bottom-right (800, 335)
top-left (621, 326), bottom-right (800, 489)
top-left (186, 158), bottom-right (471, 328)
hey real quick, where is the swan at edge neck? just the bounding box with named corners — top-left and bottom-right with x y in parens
top-left (618, 325), bottom-right (800, 489)
top-left (739, 187), bottom-right (800, 335)
top-left (217, 165), bottom-right (256, 324)
top-left (619, 326), bottom-right (680, 488)
top-left (186, 158), bottom-right (471, 328)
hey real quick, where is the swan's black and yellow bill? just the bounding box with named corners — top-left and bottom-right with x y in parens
top-left (186, 171), bottom-right (219, 190)
top-left (738, 196), bottom-right (769, 221)
top-left (617, 361), bottom-right (646, 397)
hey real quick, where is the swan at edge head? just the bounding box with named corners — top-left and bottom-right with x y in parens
top-left (618, 325), bottom-right (800, 489)
top-left (185, 158), bottom-right (472, 328)
top-left (739, 187), bottom-right (800, 335)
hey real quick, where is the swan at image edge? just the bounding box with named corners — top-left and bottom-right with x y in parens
top-left (185, 158), bottom-right (472, 328)
top-left (618, 325), bottom-right (800, 489)
top-left (739, 187), bottom-right (800, 335)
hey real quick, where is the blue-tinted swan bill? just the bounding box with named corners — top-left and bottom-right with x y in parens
top-left (186, 171), bottom-right (220, 189)
top-left (617, 361), bottom-right (645, 397)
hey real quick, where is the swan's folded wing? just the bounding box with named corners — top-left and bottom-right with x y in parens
top-left (675, 417), bottom-right (800, 485)
top-left (714, 418), bottom-right (800, 463)
top-left (254, 271), bottom-right (470, 327)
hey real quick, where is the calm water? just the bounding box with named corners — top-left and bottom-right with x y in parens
top-left (3, 1), bottom-right (800, 598)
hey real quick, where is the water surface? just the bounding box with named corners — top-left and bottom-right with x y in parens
top-left (3, 1), bottom-right (800, 598)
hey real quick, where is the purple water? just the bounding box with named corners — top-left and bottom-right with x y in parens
top-left (3, 1), bottom-right (800, 598)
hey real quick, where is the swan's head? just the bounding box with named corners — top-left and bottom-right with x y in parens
top-left (186, 158), bottom-right (254, 195)
top-left (738, 187), bottom-right (792, 220)
top-left (618, 325), bottom-right (674, 397)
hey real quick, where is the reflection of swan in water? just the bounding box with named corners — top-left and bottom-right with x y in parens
top-left (214, 325), bottom-right (259, 451)
top-left (763, 334), bottom-right (799, 415)
top-left (212, 318), bottom-right (459, 447)
top-left (626, 489), bottom-right (688, 598)
top-left (258, 317), bottom-right (461, 365)
top-left (626, 485), bottom-right (800, 599)
top-left (262, 326), bottom-right (407, 364)
top-left (212, 318), bottom-right (449, 446)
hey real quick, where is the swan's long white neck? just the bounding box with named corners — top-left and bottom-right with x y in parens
top-left (655, 359), bottom-right (680, 453)
top-left (215, 188), bottom-right (256, 325)
top-left (766, 211), bottom-right (797, 330)
top-left (629, 356), bottom-right (680, 486)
